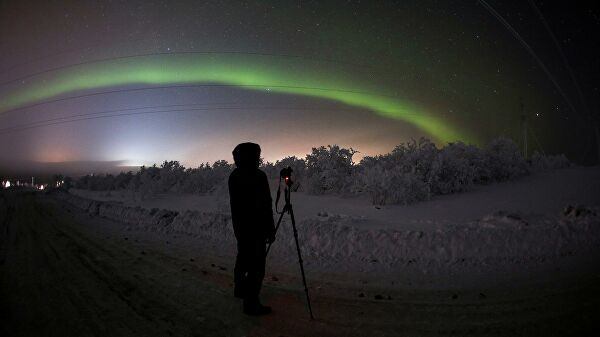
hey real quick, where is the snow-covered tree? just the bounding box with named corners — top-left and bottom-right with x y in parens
top-left (305, 145), bottom-right (357, 194)
top-left (485, 137), bottom-right (529, 181)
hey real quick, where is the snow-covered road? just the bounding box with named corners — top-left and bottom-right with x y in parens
top-left (1, 190), bottom-right (599, 336)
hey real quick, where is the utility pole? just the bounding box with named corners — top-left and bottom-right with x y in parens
top-left (595, 120), bottom-right (600, 165)
top-left (520, 99), bottom-right (528, 159)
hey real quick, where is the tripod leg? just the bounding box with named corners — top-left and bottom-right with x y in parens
top-left (288, 204), bottom-right (315, 320)
top-left (265, 205), bottom-right (287, 257)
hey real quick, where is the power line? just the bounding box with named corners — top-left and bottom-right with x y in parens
top-left (528, 124), bottom-right (545, 156)
top-left (1, 102), bottom-right (245, 130)
top-left (527, 0), bottom-right (591, 118)
top-left (0, 104), bottom-right (447, 136)
top-left (0, 50), bottom-right (379, 88)
top-left (0, 46), bottom-right (536, 99)
top-left (478, 0), bottom-right (583, 122)
top-left (0, 37), bottom-right (161, 74)
top-left (527, 0), bottom-right (599, 164)
top-left (0, 83), bottom-right (402, 117)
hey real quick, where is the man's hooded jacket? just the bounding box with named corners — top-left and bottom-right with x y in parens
top-left (228, 143), bottom-right (275, 242)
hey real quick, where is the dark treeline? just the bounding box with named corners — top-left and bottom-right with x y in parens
top-left (72, 137), bottom-right (569, 205)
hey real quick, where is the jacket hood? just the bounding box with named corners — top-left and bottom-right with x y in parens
top-left (232, 142), bottom-right (261, 169)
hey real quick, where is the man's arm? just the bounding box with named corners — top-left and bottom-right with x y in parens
top-left (260, 171), bottom-right (276, 243)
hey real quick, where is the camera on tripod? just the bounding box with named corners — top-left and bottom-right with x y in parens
top-left (269, 165), bottom-right (314, 319)
top-left (279, 166), bottom-right (293, 187)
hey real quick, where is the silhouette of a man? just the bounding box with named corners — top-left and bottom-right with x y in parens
top-left (228, 142), bottom-right (276, 315)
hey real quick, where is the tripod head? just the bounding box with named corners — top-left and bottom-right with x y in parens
top-left (280, 166), bottom-right (293, 187)
top-left (276, 166), bottom-right (293, 213)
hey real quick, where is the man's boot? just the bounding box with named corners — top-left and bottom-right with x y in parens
top-left (243, 297), bottom-right (272, 316)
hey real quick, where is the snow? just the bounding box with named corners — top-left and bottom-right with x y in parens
top-left (70, 167), bottom-right (600, 230)
top-left (7, 166), bottom-right (596, 334)
top-left (60, 166), bottom-right (600, 288)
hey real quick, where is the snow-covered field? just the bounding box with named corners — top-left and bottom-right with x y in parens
top-left (3, 167), bottom-right (599, 336)
top-left (64, 166), bottom-right (600, 288)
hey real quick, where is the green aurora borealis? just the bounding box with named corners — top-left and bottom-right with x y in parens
top-left (0, 54), bottom-right (471, 144)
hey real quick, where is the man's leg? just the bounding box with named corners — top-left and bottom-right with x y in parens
top-left (244, 246), bottom-right (265, 299)
top-left (234, 242), bottom-right (248, 299)
top-left (243, 243), bottom-right (271, 315)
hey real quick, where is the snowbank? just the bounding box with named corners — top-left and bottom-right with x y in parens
top-left (55, 191), bottom-right (600, 272)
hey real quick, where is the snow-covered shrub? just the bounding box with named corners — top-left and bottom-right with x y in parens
top-left (136, 164), bottom-right (162, 195)
top-left (530, 151), bottom-right (570, 172)
top-left (263, 156), bottom-right (307, 191)
top-left (360, 163), bottom-right (430, 205)
top-left (178, 164), bottom-right (209, 193)
top-left (179, 164), bottom-right (215, 193)
top-left (113, 171), bottom-right (133, 189)
top-left (305, 145), bottom-right (356, 194)
top-left (392, 138), bottom-right (438, 180)
top-left (71, 137), bottom-right (570, 206)
top-left (356, 137), bottom-right (529, 205)
top-left (355, 138), bottom-right (436, 204)
top-left (211, 160), bottom-right (235, 183)
top-left (429, 142), bottom-right (483, 194)
top-left (159, 161), bottom-right (186, 192)
top-left (179, 160), bottom-right (233, 194)
top-left (484, 137), bottom-right (529, 182)
top-left (261, 161), bottom-right (277, 179)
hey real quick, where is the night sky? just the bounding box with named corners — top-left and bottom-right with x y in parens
top-left (1, 1), bottom-right (598, 175)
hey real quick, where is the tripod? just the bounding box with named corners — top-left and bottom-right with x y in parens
top-left (265, 171), bottom-right (314, 320)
